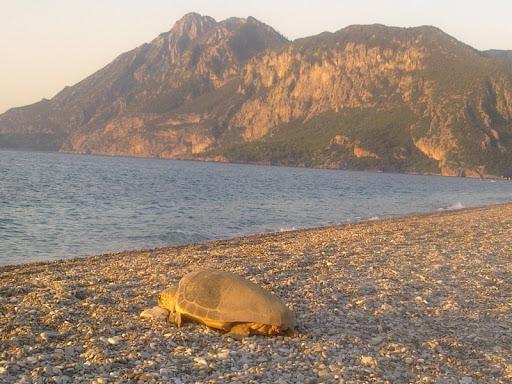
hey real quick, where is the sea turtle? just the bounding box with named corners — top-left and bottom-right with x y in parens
top-left (158, 269), bottom-right (295, 338)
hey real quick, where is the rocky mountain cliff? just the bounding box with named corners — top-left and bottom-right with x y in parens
top-left (0, 14), bottom-right (287, 156)
top-left (1, 13), bottom-right (512, 177)
top-left (483, 50), bottom-right (512, 62)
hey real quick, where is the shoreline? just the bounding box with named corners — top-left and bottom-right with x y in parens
top-left (1, 203), bottom-right (511, 383)
top-left (1, 202), bottom-right (511, 270)
top-left (4, 147), bottom-right (511, 180)
top-left (1, 201), bottom-right (511, 270)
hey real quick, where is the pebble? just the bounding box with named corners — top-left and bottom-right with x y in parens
top-left (369, 336), bottom-right (383, 345)
top-left (159, 368), bottom-right (173, 376)
top-left (25, 356), bottom-right (38, 365)
top-left (107, 336), bottom-right (120, 345)
top-left (216, 350), bottom-right (230, 360)
top-left (53, 375), bottom-right (71, 384)
top-left (139, 306), bottom-right (169, 321)
top-left (43, 366), bottom-right (54, 376)
top-left (193, 357), bottom-right (208, 367)
top-left (40, 331), bottom-right (58, 342)
top-left (360, 356), bottom-right (377, 367)
top-left (1, 204), bottom-right (511, 384)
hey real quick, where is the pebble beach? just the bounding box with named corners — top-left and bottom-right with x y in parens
top-left (1, 203), bottom-right (511, 384)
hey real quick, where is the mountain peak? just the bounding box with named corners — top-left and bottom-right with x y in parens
top-left (171, 12), bottom-right (217, 40)
top-left (175, 12), bottom-right (215, 24)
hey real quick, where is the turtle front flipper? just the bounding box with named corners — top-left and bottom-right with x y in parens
top-left (174, 312), bottom-right (183, 327)
top-left (224, 323), bottom-right (251, 340)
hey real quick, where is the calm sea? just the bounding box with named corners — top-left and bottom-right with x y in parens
top-left (1, 149), bottom-right (511, 266)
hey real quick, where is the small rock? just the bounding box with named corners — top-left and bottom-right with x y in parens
top-left (16, 375), bottom-right (30, 384)
top-left (52, 350), bottom-right (64, 360)
top-left (194, 357), bottom-right (208, 367)
top-left (138, 372), bottom-right (154, 381)
top-left (53, 375), bottom-right (70, 384)
top-left (216, 350), bottom-right (230, 360)
top-left (460, 378), bottom-right (473, 384)
top-left (107, 336), bottom-right (120, 345)
top-left (318, 369), bottom-right (329, 377)
top-left (369, 336), bottom-right (383, 345)
top-left (40, 331), bottom-right (58, 342)
top-left (140, 306), bottom-right (169, 321)
top-left (43, 366), bottom-right (54, 376)
top-left (73, 289), bottom-right (90, 300)
top-left (25, 356), bottom-right (38, 365)
top-left (159, 368), bottom-right (173, 376)
top-left (360, 355), bottom-right (377, 367)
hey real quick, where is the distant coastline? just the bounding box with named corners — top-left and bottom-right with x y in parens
top-left (4, 147), bottom-right (509, 180)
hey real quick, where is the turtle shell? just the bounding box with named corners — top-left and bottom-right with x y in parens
top-left (175, 269), bottom-right (294, 328)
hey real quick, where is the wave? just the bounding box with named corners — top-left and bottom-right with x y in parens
top-left (279, 227), bottom-right (297, 232)
top-left (438, 202), bottom-right (465, 211)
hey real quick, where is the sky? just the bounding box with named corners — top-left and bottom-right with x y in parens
top-left (1, 0), bottom-right (511, 114)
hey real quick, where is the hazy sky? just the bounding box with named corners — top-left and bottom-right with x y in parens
top-left (1, 0), bottom-right (511, 114)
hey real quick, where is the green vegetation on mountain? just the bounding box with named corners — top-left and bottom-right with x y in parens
top-left (217, 107), bottom-right (439, 173)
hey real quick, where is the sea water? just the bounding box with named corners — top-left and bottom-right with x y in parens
top-left (1, 149), bottom-right (511, 265)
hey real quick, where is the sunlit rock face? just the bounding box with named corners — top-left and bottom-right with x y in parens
top-left (0, 13), bottom-right (287, 159)
top-left (1, 15), bottom-right (512, 177)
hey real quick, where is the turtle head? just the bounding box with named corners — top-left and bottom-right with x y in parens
top-left (158, 286), bottom-right (178, 313)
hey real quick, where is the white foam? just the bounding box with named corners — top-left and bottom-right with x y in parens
top-left (279, 227), bottom-right (297, 232)
top-left (368, 216), bottom-right (380, 221)
top-left (447, 202), bottom-right (465, 210)
top-left (437, 202), bottom-right (465, 211)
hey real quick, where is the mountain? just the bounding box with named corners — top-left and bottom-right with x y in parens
top-left (1, 14), bottom-right (512, 178)
top-left (221, 25), bottom-right (512, 177)
top-left (0, 13), bottom-right (287, 156)
top-left (483, 49), bottom-right (512, 62)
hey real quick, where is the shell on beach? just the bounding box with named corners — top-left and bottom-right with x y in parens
top-left (139, 306), bottom-right (169, 321)
top-left (175, 269), bottom-right (295, 329)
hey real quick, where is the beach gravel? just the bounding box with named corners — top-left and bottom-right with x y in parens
top-left (1, 204), bottom-right (511, 383)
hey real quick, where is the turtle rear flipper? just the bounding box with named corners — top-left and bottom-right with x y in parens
top-left (224, 323), bottom-right (251, 339)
